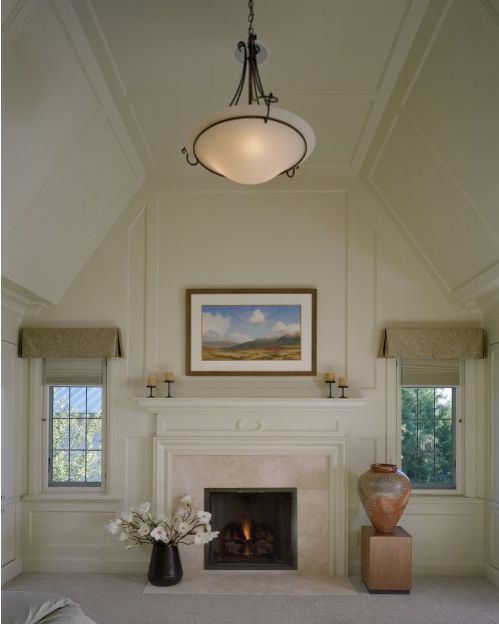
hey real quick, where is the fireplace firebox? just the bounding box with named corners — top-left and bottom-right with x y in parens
top-left (204, 488), bottom-right (297, 570)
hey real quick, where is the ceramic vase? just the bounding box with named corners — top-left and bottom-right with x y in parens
top-left (358, 463), bottom-right (411, 533)
top-left (148, 543), bottom-right (183, 586)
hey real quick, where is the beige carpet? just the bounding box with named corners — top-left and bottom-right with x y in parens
top-left (4, 573), bottom-right (499, 623)
top-left (143, 571), bottom-right (356, 595)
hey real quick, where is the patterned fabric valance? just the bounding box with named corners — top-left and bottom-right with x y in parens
top-left (378, 327), bottom-right (485, 360)
top-left (18, 327), bottom-right (124, 359)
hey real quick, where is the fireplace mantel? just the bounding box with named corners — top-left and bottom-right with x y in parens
top-left (137, 397), bottom-right (364, 412)
top-left (136, 396), bottom-right (365, 437)
top-left (136, 396), bottom-right (361, 576)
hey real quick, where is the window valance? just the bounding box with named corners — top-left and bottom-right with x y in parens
top-left (378, 327), bottom-right (485, 360)
top-left (18, 327), bottom-right (124, 359)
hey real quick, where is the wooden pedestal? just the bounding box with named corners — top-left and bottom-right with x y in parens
top-left (361, 526), bottom-right (412, 593)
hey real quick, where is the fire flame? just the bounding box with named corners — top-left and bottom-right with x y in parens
top-left (242, 518), bottom-right (251, 541)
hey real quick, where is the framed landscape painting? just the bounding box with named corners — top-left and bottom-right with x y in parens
top-left (186, 289), bottom-right (317, 375)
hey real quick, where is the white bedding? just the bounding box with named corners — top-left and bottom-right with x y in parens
top-left (2, 591), bottom-right (98, 624)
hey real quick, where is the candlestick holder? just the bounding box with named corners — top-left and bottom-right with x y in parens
top-left (146, 384), bottom-right (156, 398)
top-left (338, 384), bottom-right (348, 399)
top-left (325, 380), bottom-right (336, 398)
top-left (165, 380), bottom-right (175, 398)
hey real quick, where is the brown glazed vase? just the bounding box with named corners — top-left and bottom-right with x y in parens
top-left (358, 463), bottom-right (411, 533)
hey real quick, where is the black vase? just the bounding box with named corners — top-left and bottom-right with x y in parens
top-left (148, 543), bottom-right (183, 586)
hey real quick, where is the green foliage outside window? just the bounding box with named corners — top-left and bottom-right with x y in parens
top-left (401, 387), bottom-right (455, 488)
top-left (49, 386), bottom-right (102, 486)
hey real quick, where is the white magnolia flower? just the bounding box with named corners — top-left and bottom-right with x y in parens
top-left (174, 507), bottom-right (187, 519)
top-left (175, 521), bottom-right (189, 534)
top-left (106, 520), bottom-right (121, 535)
top-left (194, 532), bottom-right (208, 545)
top-left (196, 511), bottom-right (211, 524)
top-left (150, 526), bottom-right (168, 542)
top-left (138, 523), bottom-right (149, 537)
top-left (194, 530), bottom-right (219, 546)
top-left (106, 498), bottom-right (217, 550)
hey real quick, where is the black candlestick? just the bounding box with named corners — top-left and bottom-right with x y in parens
top-left (165, 380), bottom-right (175, 398)
top-left (325, 380), bottom-right (336, 398)
top-left (146, 384), bottom-right (156, 398)
top-left (338, 385), bottom-right (348, 399)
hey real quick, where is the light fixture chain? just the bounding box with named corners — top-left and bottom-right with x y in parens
top-left (248, 0), bottom-right (254, 35)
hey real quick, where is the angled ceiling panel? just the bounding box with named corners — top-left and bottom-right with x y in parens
top-left (366, 0), bottom-right (499, 303)
top-left (2, 0), bottom-right (145, 304)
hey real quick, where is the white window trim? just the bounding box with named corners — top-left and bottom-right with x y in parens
top-left (392, 358), bottom-right (484, 498)
top-left (26, 359), bottom-right (110, 499)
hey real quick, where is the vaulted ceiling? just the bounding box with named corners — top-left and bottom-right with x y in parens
top-left (74, 0), bottom-right (429, 178)
top-left (2, 0), bottom-right (499, 311)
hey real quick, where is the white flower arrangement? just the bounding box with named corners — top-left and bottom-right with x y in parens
top-left (106, 496), bottom-right (219, 549)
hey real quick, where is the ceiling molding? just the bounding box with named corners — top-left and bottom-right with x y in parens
top-left (1, 0), bottom-right (28, 32)
top-left (450, 263), bottom-right (499, 307)
top-left (350, 0), bottom-right (431, 174)
top-left (2, 279), bottom-right (49, 320)
top-left (54, 0), bottom-right (145, 181)
top-left (365, 168), bottom-right (452, 302)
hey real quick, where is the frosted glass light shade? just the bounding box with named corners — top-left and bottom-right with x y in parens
top-left (185, 105), bottom-right (316, 185)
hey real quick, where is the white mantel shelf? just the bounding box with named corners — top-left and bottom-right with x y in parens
top-left (136, 397), bottom-right (365, 413)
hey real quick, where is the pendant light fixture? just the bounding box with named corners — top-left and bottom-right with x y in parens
top-left (181, 0), bottom-right (315, 185)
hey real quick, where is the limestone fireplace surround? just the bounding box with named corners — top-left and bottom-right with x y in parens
top-left (137, 397), bottom-right (365, 577)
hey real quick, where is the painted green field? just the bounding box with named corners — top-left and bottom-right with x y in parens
top-left (202, 345), bottom-right (301, 361)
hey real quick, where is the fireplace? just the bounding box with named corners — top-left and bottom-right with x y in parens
top-left (204, 488), bottom-right (297, 570)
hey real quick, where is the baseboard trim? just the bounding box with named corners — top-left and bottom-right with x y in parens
top-left (485, 564), bottom-right (499, 589)
top-left (23, 558), bottom-right (149, 574)
top-left (350, 561), bottom-right (485, 576)
top-left (2, 558), bottom-right (23, 585)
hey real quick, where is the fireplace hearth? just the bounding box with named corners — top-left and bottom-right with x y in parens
top-left (204, 488), bottom-right (297, 570)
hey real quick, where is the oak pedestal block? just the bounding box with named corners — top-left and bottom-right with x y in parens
top-left (361, 526), bottom-right (412, 593)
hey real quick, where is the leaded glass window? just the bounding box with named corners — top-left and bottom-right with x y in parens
top-left (401, 387), bottom-right (456, 489)
top-left (49, 386), bottom-right (103, 487)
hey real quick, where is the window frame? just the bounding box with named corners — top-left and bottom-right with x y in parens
top-left (396, 359), bottom-right (464, 495)
top-left (42, 364), bottom-right (107, 493)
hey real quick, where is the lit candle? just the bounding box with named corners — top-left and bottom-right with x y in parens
top-left (146, 375), bottom-right (157, 386)
top-left (338, 375), bottom-right (348, 387)
top-left (164, 372), bottom-right (175, 382)
top-left (324, 372), bottom-right (335, 382)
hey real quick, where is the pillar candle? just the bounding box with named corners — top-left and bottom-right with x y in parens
top-left (324, 372), bottom-right (336, 382)
top-left (164, 372), bottom-right (175, 382)
top-left (338, 375), bottom-right (348, 387)
top-left (146, 375), bottom-right (157, 386)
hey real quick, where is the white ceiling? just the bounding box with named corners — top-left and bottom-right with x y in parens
top-left (2, 0), bottom-right (498, 310)
top-left (77, 0), bottom-right (430, 177)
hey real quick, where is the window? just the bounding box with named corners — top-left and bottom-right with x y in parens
top-left (400, 360), bottom-right (459, 490)
top-left (49, 386), bottom-right (103, 486)
top-left (45, 359), bottom-right (105, 489)
top-left (401, 387), bottom-right (456, 488)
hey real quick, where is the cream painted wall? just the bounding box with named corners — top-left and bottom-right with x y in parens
top-left (484, 304), bottom-right (499, 587)
top-left (21, 175), bottom-right (485, 574)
